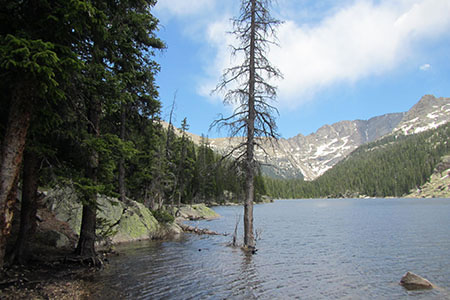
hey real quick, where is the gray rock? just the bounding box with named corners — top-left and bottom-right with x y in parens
top-left (44, 186), bottom-right (182, 245)
top-left (400, 272), bottom-right (434, 290)
top-left (36, 230), bottom-right (70, 248)
top-left (259, 195), bottom-right (274, 203)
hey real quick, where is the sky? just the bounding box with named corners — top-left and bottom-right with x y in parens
top-left (152, 0), bottom-right (450, 139)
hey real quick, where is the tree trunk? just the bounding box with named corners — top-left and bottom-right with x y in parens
top-left (12, 150), bottom-right (39, 264)
top-left (243, 0), bottom-right (256, 249)
top-left (118, 105), bottom-right (126, 202)
top-left (0, 84), bottom-right (34, 268)
top-left (75, 202), bottom-right (97, 257)
top-left (75, 97), bottom-right (100, 257)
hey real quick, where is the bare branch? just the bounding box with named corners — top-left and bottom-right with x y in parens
top-left (210, 0), bottom-right (283, 247)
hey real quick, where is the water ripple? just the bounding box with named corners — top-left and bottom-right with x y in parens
top-left (94, 199), bottom-right (450, 300)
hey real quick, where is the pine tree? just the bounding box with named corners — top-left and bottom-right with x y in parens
top-left (74, 0), bottom-right (163, 259)
top-left (0, 0), bottom-right (89, 268)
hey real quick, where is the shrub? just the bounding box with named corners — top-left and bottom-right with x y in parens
top-left (151, 209), bottom-right (175, 224)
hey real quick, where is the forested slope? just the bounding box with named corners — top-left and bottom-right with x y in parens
top-left (264, 122), bottom-right (450, 199)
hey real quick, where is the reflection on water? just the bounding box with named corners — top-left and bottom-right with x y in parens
top-left (94, 198), bottom-right (450, 299)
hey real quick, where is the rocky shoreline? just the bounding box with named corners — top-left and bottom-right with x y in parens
top-left (1, 188), bottom-right (222, 299)
top-left (0, 261), bottom-right (97, 299)
top-left (36, 187), bottom-right (224, 250)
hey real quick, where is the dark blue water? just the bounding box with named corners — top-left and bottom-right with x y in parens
top-left (96, 198), bottom-right (450, 299)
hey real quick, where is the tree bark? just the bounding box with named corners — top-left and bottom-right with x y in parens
top-left (213, 0), bottom-right (281, 249)
top-left (12, 150), bottom-right (39, 264)
top-left (243, 0), bottom-right (256, 249)
top-left (0, 84), bottom-right (34, 268)
top-left (76, 202), bottom-right (97, 257)
top-left (75, 97), bottom-right (100, 257)
top-left (118, 105), bottom-right (126, 202)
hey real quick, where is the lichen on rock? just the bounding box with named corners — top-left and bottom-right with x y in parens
top-left (110, 200), bottom-right (161, 243)
top-left (174, 204), bottom-right (220, 221)
top-left (43, 186), bottom-right (182, 246)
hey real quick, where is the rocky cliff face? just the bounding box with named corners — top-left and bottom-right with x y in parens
top-left (190, 95), bottom-right (450, 181)
top-left (272, 113), bottom-right (405, 180)
top-left (205, 112), bottom-right (405, 180)
top-left (393, 95), bottom-right (450, 135)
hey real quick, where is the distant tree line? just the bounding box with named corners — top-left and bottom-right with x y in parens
top-left (264, 123), bottom-right (450, 199)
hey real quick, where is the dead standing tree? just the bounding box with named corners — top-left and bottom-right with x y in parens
top-left (212, 0), bottom-right (282, 250)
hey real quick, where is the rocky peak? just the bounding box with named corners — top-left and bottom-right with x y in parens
top-left (393, 95), bottom-right (450, 135)
top-left (178, 95), bottom-right (449, 181)
top-left (258, 95), bottom-right (448, 180)
top-left (273, 113), bottom-right (403, 180)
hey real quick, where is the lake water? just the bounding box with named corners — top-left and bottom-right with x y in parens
top-left (94, 198), bottom-right (450, 299)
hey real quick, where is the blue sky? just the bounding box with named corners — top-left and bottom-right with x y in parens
top-left (152, 0), bottom-right (450, 138)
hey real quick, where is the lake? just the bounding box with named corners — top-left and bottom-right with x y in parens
top-left (94, 198), bottom-right (450, 299)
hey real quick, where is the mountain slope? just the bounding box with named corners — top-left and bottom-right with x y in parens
top-left (406, 155), bottom-right (450, 198)
top-left (186, 95), bottom-right (450, 181)
top-left (264, 122), bottom-right (450, 199)
top-left (393, 95), bottom-right (450, 135)
top-left (272, 112), bottom-right (404, 180)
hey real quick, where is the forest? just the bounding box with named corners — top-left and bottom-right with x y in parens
top-left (0, 0), bottom-right (270, 268)
top-left (1, 0), bottom-right (449, 298)
top-left (1, 0), bottom-right (447, 275)
top-left (264, 123), bottom-right (450, 199)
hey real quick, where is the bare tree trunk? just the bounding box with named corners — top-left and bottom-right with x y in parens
top-left (12, 150), bottom-right (39, 264)
top-left (166, 95), bottom-right (176, 208)
top-left (243, 0), bottom-right (257, 249)
top-left (0, 84), bottom-right (34, 268)
top-left (212, 0), bottom-right (281, 251)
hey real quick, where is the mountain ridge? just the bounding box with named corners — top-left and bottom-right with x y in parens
top-left (176, 95), bottom-right (450, 181)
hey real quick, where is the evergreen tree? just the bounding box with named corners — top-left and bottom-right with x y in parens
top-left (74, 0), bottom-right (163, 258)
top-left (0, 0), bottom-right (90, 268)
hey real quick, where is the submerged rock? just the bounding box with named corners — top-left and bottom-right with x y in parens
top-left (400, 272), bottom-right (434, 290)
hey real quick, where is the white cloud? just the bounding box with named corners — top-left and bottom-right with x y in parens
top-left (198, 0), bottom-right (450, 108)
top-left (419, 64), bottom-right (431, 71)
top-left (272, 0), bottom-right (450, 107)
top-left (197, 18), bottom-right (235, 101)
top-left (154, 0), bottom-right (217, 17)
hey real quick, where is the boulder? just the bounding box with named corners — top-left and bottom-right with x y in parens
top-left (175, 204), bottom-right (220, 221)
top-left (44, 186), bottom-right (182, 245)
top-left (400, 272), bottom-right (434, 290)
top-left (35, 230), bottom-right (70, 248)
top-left (258, 195), bottom-right (274, 203)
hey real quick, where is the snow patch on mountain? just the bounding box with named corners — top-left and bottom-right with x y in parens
top-left (184, 95), bottom-right (448, 181)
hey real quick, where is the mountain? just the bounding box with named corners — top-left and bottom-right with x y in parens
top-left (406, 155), bottom-right (450, 198)
top-left (185, 95), bottom-right (450, 181)
top-left (204, 112), bottom-right (403, 180)
top-left (393, 95), bottom-right (450, 135)
top-left (264, 122), bottom-right (450, 199)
